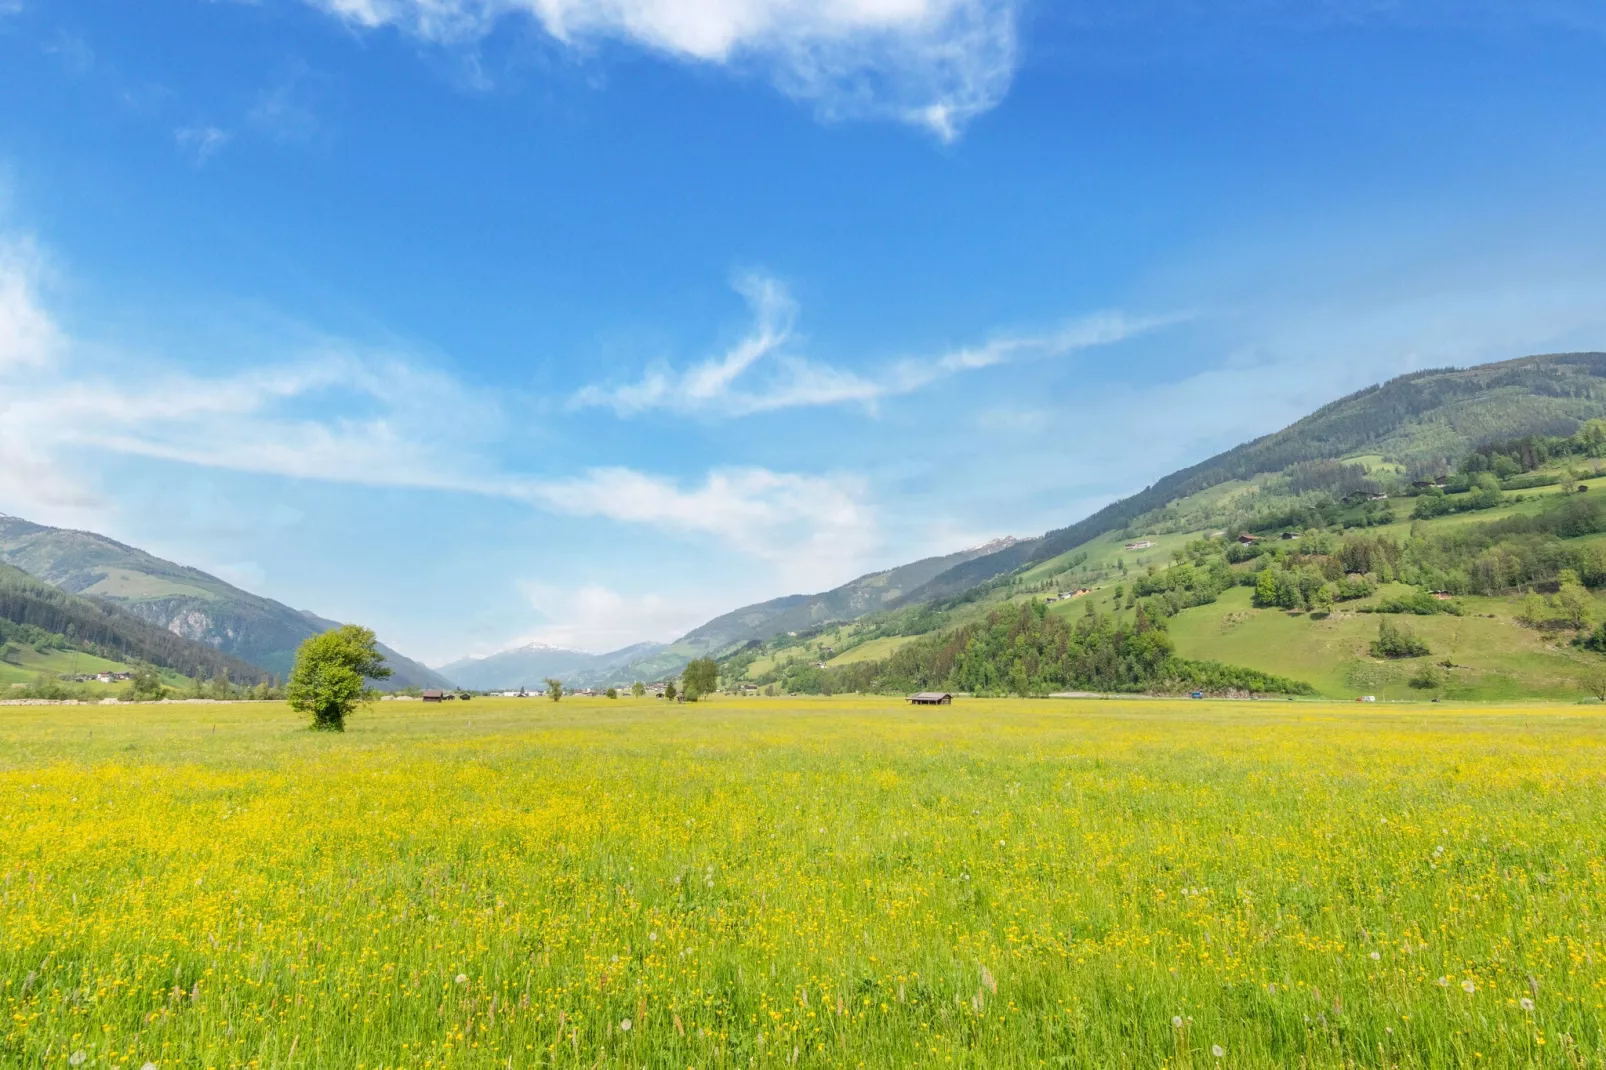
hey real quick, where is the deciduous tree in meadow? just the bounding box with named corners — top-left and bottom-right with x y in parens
top-left (682, 657), bottom-right (718, 701)
top-left (286, 625), bottom-right (391, 732)
top-left (124, 665), bottom-right (168, 702)
top-left (545, 677), bottom-right (563, 702)
top-left (1556, 570), bottom-right (1594, 631)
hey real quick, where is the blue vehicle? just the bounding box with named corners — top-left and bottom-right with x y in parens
top-left (1191, 691), bottom-right (1204, 699)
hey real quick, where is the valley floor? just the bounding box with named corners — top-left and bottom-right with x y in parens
top-left (3, 697), bottom-right (1604, 1067)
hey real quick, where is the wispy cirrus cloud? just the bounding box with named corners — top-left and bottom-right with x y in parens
top-left (175, 125), bottom-right (231, 164)
top-left (0, 236), bottom-right (878, 590)
top-left (303, 0), bottom-right (1018, 140)
top-left (570, 272), bottom-right (1165, 417)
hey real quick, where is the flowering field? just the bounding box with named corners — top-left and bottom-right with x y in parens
top-left (3, 696), bottom-right (1605, 1068)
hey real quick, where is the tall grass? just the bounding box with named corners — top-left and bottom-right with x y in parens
top-left (2, 696), bottom-right (1604, 1066)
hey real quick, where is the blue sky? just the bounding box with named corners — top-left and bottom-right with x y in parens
top-left (4, 1), bottom-right (1606, 664)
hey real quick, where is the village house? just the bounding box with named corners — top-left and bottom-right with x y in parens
top-left (1124, 539), bottom-right (1155, 551)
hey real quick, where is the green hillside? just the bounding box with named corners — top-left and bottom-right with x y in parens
top-left (0, 515), bottom-right (451, 689)
top-left (611, 538), bottom-right (1019, 683)
top-left (714, 376), bottom-right (1606, 702)
top-left (887, 351), bottom-right (1606, 603)
top-left (0, 562), bottom-right (268, 686)
top-left (667, 352), bottom-right (1606, 676)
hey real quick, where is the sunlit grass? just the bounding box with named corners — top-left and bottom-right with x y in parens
top-left (3, 695), bottom-right (1605, 1067)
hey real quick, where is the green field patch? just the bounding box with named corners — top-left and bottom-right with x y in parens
top-left (1169, 586), bottom-right (1603, 700)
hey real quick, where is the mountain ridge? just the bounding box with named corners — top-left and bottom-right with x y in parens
top-left (608, 538), bottom-right (1030, 682)
top-left (0, 514), bottom-right (453, 690)
top-left (436, 640), bottom-right (665, 691)
top-left (649, 352), bottom-right (1606, 679)
top-left (0, 561), bottom-right (270, 684)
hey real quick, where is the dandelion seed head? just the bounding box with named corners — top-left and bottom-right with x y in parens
top-left (455, 973), bottom-right (467, 984)
top-left (1212, 1044), bottom-right (1224, 1057)
top-left (1172, 1015), bottom-right (1183, 1028)
top-left (620, 1018), bottom-right (632, 1031)
top-left (1462, 980), bottom-right (1476, 994)
top-left (69, 1053), bottom-right (86, 1067)
top-left (1520, 997), bottom-right (1535, 1012)
top-left (1370, 951), bottom-right (1381, 960)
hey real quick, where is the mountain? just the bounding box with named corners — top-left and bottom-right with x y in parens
top-left (721, 352), bottom-right (1606, 700)
top-left (0, 562), bottom-right (269, 683)
top-left (874, 351), bottom-right (1606, 604)
top-left (436, 641), bottom-right (665, 691)
top-left (657, 352), bottom-right (1606, 678)
top-left (610, 538), bottom-right (1020, 682)
top-left (0, 515), bottom-right (453, 690)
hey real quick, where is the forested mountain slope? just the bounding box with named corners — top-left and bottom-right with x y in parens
top-left (738, 416), bottom-right (1606, 699)
top-left (610, 538), bottom-right (1018, 682)
top-left (892, 352), bottom-right (1606, 603)
top-left (0, 516), bottom-right (451, 688)
top-left (658, 353), bottom-right (1606, 664)
top-left (0, 563), bottom-right (267, 683)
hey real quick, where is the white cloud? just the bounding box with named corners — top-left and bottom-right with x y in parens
top-left (175, 125), bottom-right (231, 163)
top-left (509, 582), bottom-right (717, 651)
top-left (572, 273), bottom-right (1163, 417)
top-left (0, 242), bottom-right (100, 520)
top-left (0, 238), bottom-right (878, 592)
top-left (304, 0), bottom-right (1018, 139)
top-left (0, 240), bottom-right (60, 371)
top-left (509, 464), bottom-right (876, 590)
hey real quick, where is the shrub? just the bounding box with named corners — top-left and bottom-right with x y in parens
top-left (1408, 664), bottom-right (1442, 689)
top-left (1372, 618), bottom-right (1430, 659)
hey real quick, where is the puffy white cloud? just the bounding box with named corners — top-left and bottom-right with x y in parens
top-left (303, 0), bottom-right (1018, 138)
top-left (572, 272), bottom-right (1162, 417)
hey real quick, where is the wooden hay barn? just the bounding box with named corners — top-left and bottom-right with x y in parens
top-left (907, 692), bottom-right (953, 706)
top-left (422, 689), bottom-right (445, 703)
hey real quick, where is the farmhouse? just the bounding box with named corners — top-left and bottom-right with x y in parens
top-left (1237, 534), bottom-right (1261, 545)
top-left (907, 692), bottom-right (953, 705)
top-left (1124, 539), bottom-right (1154, 551)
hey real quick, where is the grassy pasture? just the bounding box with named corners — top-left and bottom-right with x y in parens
top-left (1169, 586), bottom-right (1606, 701)
top-left (0, 648), bottom-right (137, 692)
top-left (3, 696), bottom-right (1605, 1068)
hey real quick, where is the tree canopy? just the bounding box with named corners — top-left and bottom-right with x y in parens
top-left (286, 625), bottom-right (391, 732)
top-left (682, 657), bottom-right (718, 701)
